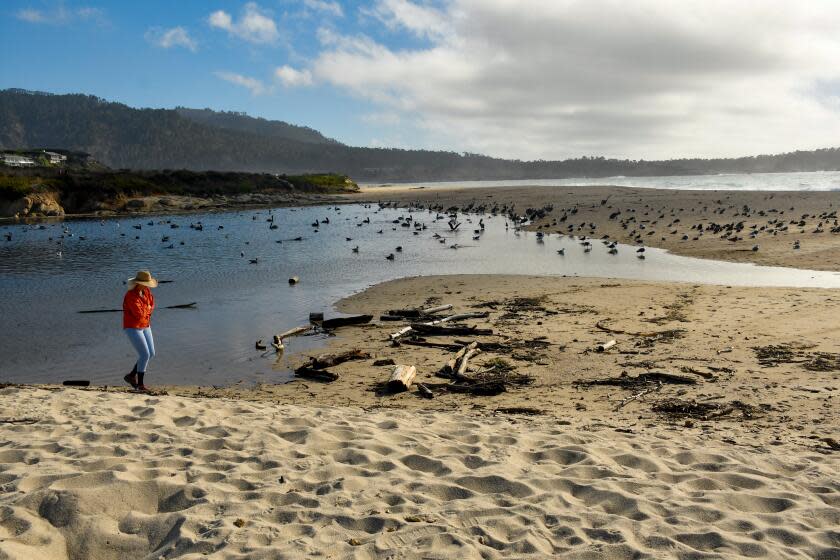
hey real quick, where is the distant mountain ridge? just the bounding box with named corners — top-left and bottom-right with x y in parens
top-left (3, 88), bottom-right (840, 182)
top-left (175, 107), bottom-right (339, 146)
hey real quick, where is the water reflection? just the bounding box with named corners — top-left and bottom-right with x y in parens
top-left (2, 204), bottom-right (838, 386)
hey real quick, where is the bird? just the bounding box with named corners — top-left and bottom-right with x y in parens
top-left (557, 248), bottom-right (565, 255)
top-left (346, 237), bottom-right (352, 241)
top-left (396, 246), bottom-right (403, 252)
top-left (249, 258), bottom-right (259, 264)
top-left (636, 247), bottom-right (645, 253)
top-left (352, 246), bottom-right (359, 253)
top-left (752, 245), bottom-right (759, 252)
top-left (386, 253), bottom-right (395, 260)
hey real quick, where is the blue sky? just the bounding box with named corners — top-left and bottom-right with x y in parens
top-left (4, 1), bottom-right (840, 160)
top-left (1, 1), bottom-right (432, 150)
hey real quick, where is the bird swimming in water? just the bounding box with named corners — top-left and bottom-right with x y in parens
top-left (352, 246), bottom-right (359, 253)
top-left (385, 253), bottom-right (395, 260)
top-left (396, 246), bottom-right (403, 252)
top-left (557, 248), bottom-right (565, 255)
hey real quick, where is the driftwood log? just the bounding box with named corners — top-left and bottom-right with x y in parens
top-left (443, 342), bottom-right (478, 375)
top-left (410, 324), bottom-right (493, 336)
top-left (387, 365), bottom-right (417, 392)
top-left (294, 367), bottom-right (339, 382)
top-left (321, 315), bottom-right (373, 329)
top-left (309, 349), bottom-right (370, 369)
top-left (596, 340), bottom-right (617, 352)
top-left (389, 312), bottom-right (490, 341)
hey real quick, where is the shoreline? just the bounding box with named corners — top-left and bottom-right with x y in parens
top-left (4, 183), bottom-right (840, 271)
top-left (3, 271), bottom-right (838, 557)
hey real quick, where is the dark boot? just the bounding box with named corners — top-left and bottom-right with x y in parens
top-left (137, 371), bottom-right (148, 392)
top-left (124, 364), bottom-right (138, 389)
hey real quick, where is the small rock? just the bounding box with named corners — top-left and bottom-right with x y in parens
top-left (348, 538), bottom-right (362, 546)
top-left (233, 518), bottom-right (245, 528)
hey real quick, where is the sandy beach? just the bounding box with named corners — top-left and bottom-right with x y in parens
top-left (360, 184), bottom-right (840, 271)
top-left (1, 385), bottom-right (837, 559)
top-left (2, 273), bottom-right (838, 558)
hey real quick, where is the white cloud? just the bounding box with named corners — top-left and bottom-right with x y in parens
top-left (363, 0), bottom-right (450, 39)
top-left (301, 0), bottom-right (840, 160)
top-left (214, 71), bottom-right (269, 96)
top-left (303, 0), bottom-right (343, 18)
top-left (275, 65), bottom-right (314, 87)
top-left (208, 2), bottom-right (279, 45)
top-left (16, 4), bottom-right (106, 25)
top-left (145, 26), bottom-right (198, 52)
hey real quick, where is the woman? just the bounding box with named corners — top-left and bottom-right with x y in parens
top-left (123, 270), bottom-right (157, 391)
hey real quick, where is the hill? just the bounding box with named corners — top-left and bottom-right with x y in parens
top-left (3, 89), bottom-right (840, 181)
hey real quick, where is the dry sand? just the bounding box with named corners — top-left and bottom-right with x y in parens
top-left (1, 386), bottom-right (838, 560)
top-left (2, 275), bottom-right (839, 559)
top-left (360, 184), bottom-right (840, 271)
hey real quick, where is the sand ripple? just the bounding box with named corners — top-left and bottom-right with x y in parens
top-left (0, 387), bottom-right (837, 559)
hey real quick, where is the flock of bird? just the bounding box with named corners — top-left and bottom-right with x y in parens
top-left (4, 195), bottom-right (837, 268)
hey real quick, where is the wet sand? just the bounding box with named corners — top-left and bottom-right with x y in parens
top-left (360, 184), bottom-right (840, 271)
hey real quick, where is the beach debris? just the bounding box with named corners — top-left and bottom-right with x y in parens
top-left (233, 519), bottom-right (246, 528)
top-left (441, 342), bottom-right (478, 377)
top-left (0, 417), bottom-right (39, 424)
top-left (321, 314), bottom-right (373, 330)
top-left (387, 364), bottom-right (417, 392)
top-left (294, 366), bottom-right (339, 382)
top-left (308, 349), bottom-right (371, 369)
top-left (575, 371), bottom-right (697, 389)
top-left (389, 311), bottom-right (490, 341)
top-left (165, 302), bottom-right (197, 309)
top-left (417, 383), bottom-right (434, 399)
top-left (613, 382), bottom-right (663, 411)
top-left (493, 407), bottom-right (544, 416)
top-left (77, 303), bottom-right (196, 313)
top-left (596, 339), bottom-right (617, 352)
top-left (410, 323), bottom-right (493, 337)
top-left (309, 312), bottom-right (324, 323)
top-left (62, 380), bottom-right (90, 387)
top-left (651, 398), bottom-right (764, 421)
top-left (373, 358), bottom-right (396, 366)
top-left (255, 339), bottom-right (267, 350)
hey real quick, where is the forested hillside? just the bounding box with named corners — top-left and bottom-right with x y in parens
top-left (3, 89), bottom-right (840, 181)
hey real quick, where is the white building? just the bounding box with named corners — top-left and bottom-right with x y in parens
top-left (2, 154), bottom-right (36, 167)
top-left (43, 151), bottom-right (67, 164)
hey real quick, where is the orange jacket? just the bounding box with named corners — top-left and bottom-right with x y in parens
top-left (123, 287), bottom-right (155, 329)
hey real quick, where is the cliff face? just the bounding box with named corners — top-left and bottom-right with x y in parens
top-left (0, 191), bottom-right (64, 218)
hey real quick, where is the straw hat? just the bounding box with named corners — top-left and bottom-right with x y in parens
top-left (127, 270), bottom-right (158, 288)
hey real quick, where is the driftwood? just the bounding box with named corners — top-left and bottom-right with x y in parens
top-left (423, 304), bottom-right (453, 315)
top-left (321, 315), bottom-right (373, 329)
top-left (575, 372), bottom-right (697, 389)
top-left (596, 340), bottom-right (616, 352)
top-left (308, 349), bottom-right (370, 369)
top-left (417, 383), bottom-right (434, 399)
top-left (410, 324), bottom-right (493, 336)
top-left (387, 365), bottom-right (417, 392)
top-left (613, 382), bottom-right (663, 411)
top-left (166, 302), bottom-right (197, 309)
top-left (595, 320), bottom-right (676, 338)
top-left (294, 367), bottom-right (339, 382)
top-left (401, 339), bottom-right (465, 352)
top-left (443, 342), bottom-right (478, 375)
top-left (389, 312), bottom-right (490, 341)
top-left (271, 325), bottom-right (313, 352)
top-left (78, 302), bottom-right (197, 313)
top-left (62, 380), bottom-right (90, 387)
top-left (456, 347), bottom-right (481, 378)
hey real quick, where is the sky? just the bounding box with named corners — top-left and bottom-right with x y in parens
top-left (3, 0), bottom-right (840, 161)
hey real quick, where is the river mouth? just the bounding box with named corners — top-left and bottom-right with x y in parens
top-left (2, 203), bottom-right (838, 387)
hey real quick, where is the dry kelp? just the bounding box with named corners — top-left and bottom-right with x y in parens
top-left (651, 398), bottom-right (765, 421)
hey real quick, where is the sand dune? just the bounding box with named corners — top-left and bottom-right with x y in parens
top-left (1, 386), bottom-right (837, 559)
